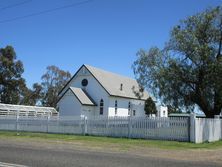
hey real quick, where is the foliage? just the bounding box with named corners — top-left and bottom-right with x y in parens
top-left (20, 83), bottom-right (43, 105)
top-left (133, 7), bottom-right (222, 118)
top-left (0, 46), bottom-right (26, 104)
top-left (0, 46), bottom-right (71, 107)
top-left (167, 105), bottom-right (182, 114)
top-left (144, 97), bottom-right (157, 116)
top-left (41, 65), bottom-right (71, 107)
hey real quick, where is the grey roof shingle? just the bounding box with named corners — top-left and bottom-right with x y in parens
top-left (85, 65), bottom-right (149, 100)
top-left (70, 87), bottom-right (96, 106)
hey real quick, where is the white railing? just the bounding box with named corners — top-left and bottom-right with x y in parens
top-left (0, 103), bottom-right (58, 117)
top-left (0, 115), bottom-right (190, 141)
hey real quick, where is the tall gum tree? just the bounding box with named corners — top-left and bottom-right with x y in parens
top-left (133, 7), bottom-right (222, 118)
top-left (41, 65), bottom-right (71, 108)
top-left (0, 46), bottom-right (26, 104)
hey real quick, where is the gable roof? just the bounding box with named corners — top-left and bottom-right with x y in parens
top-left (58, 87), bottom-right (96, 106)
top-left (85, 65), bottom-right (149, 100)
top-left (59, 64), bottom-right (149, 100)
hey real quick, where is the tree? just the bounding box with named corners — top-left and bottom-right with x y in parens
top-left (167, 105), bottom-right (182, 114)
top-left (144, 97), bottom-right (157, 116)
top-left (20, 83), bottom-right (43, 106)
top-left (133, 7), bottom-right (222, 118)
top-left (41, 65), bottom-right (71, 107)
top-left (0, 46), bottom-right (26, 104)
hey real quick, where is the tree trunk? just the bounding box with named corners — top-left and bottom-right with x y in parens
top-left (204, 110), bottom-right (215, 118)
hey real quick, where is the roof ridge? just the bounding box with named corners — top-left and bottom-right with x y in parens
top-left (84, 64), bottom-right (137, 82)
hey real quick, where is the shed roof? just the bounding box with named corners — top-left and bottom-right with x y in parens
top-left (70, 87), bottom-right (96, 106)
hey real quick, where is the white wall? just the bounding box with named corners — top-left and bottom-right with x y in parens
top-left (59, 66), bottom-right (110, 116)
top-left (108, 97), bottom-right (128, 116)
top-left (131, 99), bottom-right (145, 117)
top-left (81, 106), bottom-right (95, 118)
top-left (157, 106), bottom-right (168, 117)
top-left (58, 90), bottom-right (81, 116)
top-left (194, 117), bottom-right (221, 143)
top-left (108, 97), bottom-right (145, 117)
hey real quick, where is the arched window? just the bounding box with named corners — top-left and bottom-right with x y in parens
top-left (115, 100), bottom-right (118, 115)
top-left (100, 99), bottom-right (104, 115)
top-left (128, 102), bottom-right (131, 115)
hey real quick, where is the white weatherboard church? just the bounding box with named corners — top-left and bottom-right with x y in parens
top-left (57, 64), bottom-right (167, 118)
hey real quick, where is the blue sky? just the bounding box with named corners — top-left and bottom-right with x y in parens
top-left (0, 0), bottom-right (221, 88)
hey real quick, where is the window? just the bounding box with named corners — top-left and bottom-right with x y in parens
top-left (133, 110), bottom-right (136, 116)
top-left (128, 102), bottom-right (131, 115)
top-left (163, 110), bottom-right (165, 116)
top-left (115, 100), bottom-right (118, 115)
top-left (81, 79), bottom-right (88, 87)
top-left (100, 99), bottom-right (104, 115)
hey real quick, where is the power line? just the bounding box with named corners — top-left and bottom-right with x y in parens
top-left (0, 0), bottom-right (32, 11)
top-left (0, 0), bottom-right (93, 24)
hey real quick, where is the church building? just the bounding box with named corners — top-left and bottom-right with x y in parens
top-left (57, 64), bottom-right (158, 117)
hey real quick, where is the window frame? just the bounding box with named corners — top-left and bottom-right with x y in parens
top-left (128, 102), bottom-right (131, 115)
top-left (115, 100), bottom-right (118, 115)
top-left (99, 99), bottom-right (104, 115)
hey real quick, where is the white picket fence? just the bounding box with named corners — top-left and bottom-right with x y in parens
top-left (0, 115), bottom-right (190, 141)
top-left (87, 116), bottom-right (189, 141)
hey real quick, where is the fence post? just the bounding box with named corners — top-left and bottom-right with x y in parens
top-left (214, 115), bottom-right (221, 140)
top-left (128, 116), bottom-right (132, 138)
top-left (16, 111), bottom-right (19, 135)
top-left (190, 113), bottom-right (196, 143)
top-left (47, 115), bottom-right (49, 133)
top-left (83, 116), bottom-right (87, 135)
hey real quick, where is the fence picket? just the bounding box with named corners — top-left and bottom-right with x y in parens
top-left (0, 115), bottom-right (193, 141)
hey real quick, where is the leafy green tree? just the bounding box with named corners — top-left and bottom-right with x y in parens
top-left (41, 65), bottom-right (71, 107)
top-left (144, 97), bottom-right (157, 116)
top-left (133, 7), bottom-right (222, 118)
top-left (0, 46), bottom-right (26, 104)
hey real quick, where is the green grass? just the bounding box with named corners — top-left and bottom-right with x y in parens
top-left (0, 131), bottom-right (221, 150)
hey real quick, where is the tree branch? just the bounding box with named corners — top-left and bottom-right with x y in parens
top-left (217, 20), bottom-right (222, 59)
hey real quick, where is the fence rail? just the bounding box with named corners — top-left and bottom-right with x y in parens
top-left (0, 115), bottom-right (190, 141)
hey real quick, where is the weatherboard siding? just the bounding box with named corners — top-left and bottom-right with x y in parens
top-left (73, 71), bottom-right (110, 116)
top-left (108, 97), bottom-right (145, 117)
top-left (59, 66), bottom-right (110, 116)
top-left (58, 65), bottom-right (149, 117)
top-left (58, 90), bottom-right (81, 116)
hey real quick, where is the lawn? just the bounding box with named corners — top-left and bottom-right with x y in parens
top-left (0, 130), bottom-right (221, 150)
